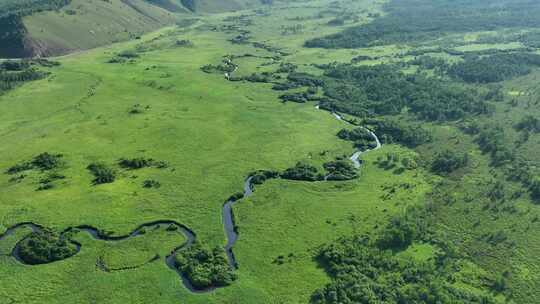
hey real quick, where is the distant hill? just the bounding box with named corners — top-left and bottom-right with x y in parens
top-left (0, 0), bottom-right (266, 58)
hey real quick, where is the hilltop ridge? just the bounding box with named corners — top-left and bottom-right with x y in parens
top-left (0, 0), bottom-right (266, 58)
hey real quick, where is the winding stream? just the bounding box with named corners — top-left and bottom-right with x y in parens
top-left (0, 104), bottom-right (381, 293)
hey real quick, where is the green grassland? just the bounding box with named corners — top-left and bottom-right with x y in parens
top-left (4, 0), bottom-right (540, 303)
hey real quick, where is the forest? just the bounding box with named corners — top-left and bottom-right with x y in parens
top-left (273, 63), bottom-right (492, 122)
top-left (0, 59), bottom-right (54, 95)
top-left (311, 208), bottom-right (502, 304)
top-left (0, 0), bottom-right (71, 18)
top-left (305, 0), bottom-right (540, 49)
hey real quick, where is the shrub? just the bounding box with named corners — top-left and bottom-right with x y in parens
top-left (227, 192), bottom-right (244, 202)
top-left (117, 50), bottom-right (139, 58)
top-left (250, 170), bottom-right (279, 185)
top-left (119, 157), bottom-right (153, 169)
top-left (142, 179), bottom-right (161, 188)
top-left (87, 163), bottom-right (116, 185)
top-left (6, 152), bottom-right (62, 174)
top-left (175, 40), bottom-right (194, 47)
top-left (323, 160), bottom-right (358, 180)
top-left (279, 92), bottom-right (309, 103)
top-left (281, 162), bottom-right (322, 181)
top-left (31, 152), bottom-right (62, 170)
top-left (6, 161), bottom-right (33, 174)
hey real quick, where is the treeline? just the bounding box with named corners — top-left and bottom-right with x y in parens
top-left (366, 118), bottom-right (431, 147)
top-left (0, 0), bottom-right (71, 18)
top-left (281, 160), bottom-right (358, 182)
top-left (0, 59), bottom-right (56, 94)
top-left (305, 0), bottom-right (540, 49)
top-left (249, 159), bottom-right (359, 185)
top-left (447, 53), bottom-right (540, 83)
top-left (337, 127), bottom-right (378, 150)
top-left (311, 207), bottom-right (503, 304)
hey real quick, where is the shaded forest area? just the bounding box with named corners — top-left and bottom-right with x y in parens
top-left (305, 0), bottom-right (540, 49)
top-left (0, 59), bottom-right (56, 95)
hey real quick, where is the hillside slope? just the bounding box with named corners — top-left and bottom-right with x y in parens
top-left (0, 0), bottom-right (265, 58)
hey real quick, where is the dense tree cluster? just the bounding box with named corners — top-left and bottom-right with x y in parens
top-left (323, 160), bottom-right (358, 181)
top-left (311, 206), bottom-right (500, 304)
top-left (366, 118), bottom-right (431, 147)
top-left (447, 53), bottom-right (540, 83)
top-left (430, 150), bottom-right (469, 175)
top-left (515, 115), bottom-right (540, 133)
top-left (318, 64), bottom-right (490, 121)
top-left (304, 0), bottom-right (540, 49)
top-left (337, 128), bottom-right (378, 150)
top-left (281, 162), bottom-right (322, 181)
top-left (250, 170), bottom-right (279, 185)
top-left (279, 92), bottom-right (316, 103)
top-left (231, 72), bottom-right (276, 83)
top-left (475, 125), bottom-right (515, 167)
top-left (0, 0), bottom-right (71, 18)
top-left (17, 230), bottom-right (78, 265)
top-left (280, 160), bottom-right (360, 182)
top-left (174, 243), bottom-right (236, 289)
top-left (0, 59), bottom-right (53, 93)
top-left (311, 236), bottom-right (497, 304)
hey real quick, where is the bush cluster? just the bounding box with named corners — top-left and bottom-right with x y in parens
top-left (174, 243), bottom-right (236, 289)
top-left (17, 230), bottom-right (78, 265)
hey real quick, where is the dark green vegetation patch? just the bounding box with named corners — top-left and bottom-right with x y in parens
top-left (0, 60), bottom-right (53, 95)
top-left (87, 163), bottom-right (116, 185)
top-left (448, 53), bottom-right (540, 83)
top-left (305, 0), bottom-right (540, 49)
top-left (312, 206), bottom-right (504, 304)
top-left (6, 152), bottom-right (63, 174)
top-left (174, 243), bottom-right (237, 290)
top-left (17, 230), bottom-right (78, 265)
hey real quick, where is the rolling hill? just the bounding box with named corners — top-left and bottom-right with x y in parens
top-left (0, 0), bottom-right (266, 58)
